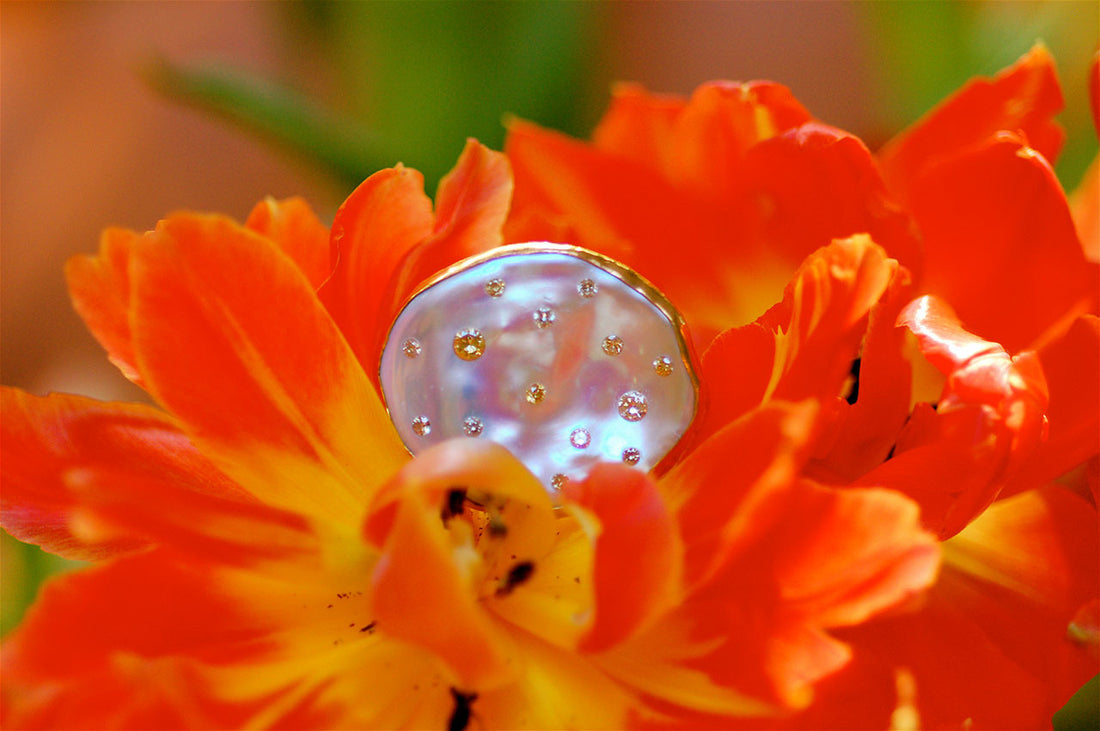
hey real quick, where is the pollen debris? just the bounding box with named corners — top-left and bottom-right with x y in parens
top-left (488, 514), bottom-right (508, 537)
top-left (448, 688), bottom-right (478, 731)
top-left (497, 561), bottom-right (536, 596)
top-left (442, 488), bottom-right (467, 521)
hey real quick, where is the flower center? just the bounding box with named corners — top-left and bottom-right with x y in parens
top-left (379, 243), bottom-right (698, 491)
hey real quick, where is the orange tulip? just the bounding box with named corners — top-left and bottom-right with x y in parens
top-left (2, 139), bottom-right (939, 728)
top-left (504, 45), bottom-right (1098, 727)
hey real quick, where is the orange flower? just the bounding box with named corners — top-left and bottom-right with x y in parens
top-left (509, 46), bottom-right (1098, 535)
top-left (505, 45), bottom-right (1098, 726)
top-left (1, 141), bottom-right (939, 729)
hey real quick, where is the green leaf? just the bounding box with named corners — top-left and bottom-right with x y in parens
top-left (145, 57), bottom-right (390, 188)
top-left (1054, 673), bottom-right (1099, 731)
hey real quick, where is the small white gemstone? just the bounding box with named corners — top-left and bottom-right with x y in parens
top-left (617, 391), bottom-right (648, 422)
top-left (570, 428), bottom-right (591, 449)
top-left (578, 278), bottom-right (598, 298)
top-left (533, 307), bottom-right (556, 329)
top-left (411, 416), bottom-right (431, 436)
top-left (402, 338), bottom-right (422, 358)
top-left (622, 447), bottom-right (641, 465)
top-left (485, 278), bottom-right (506, 297)
top-left (463, 416), bottom-right (484, 437)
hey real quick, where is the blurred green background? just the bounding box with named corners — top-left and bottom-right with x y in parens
top-left (146, 1), bottom-right (1100, 194)
top-left (2, 1), bottom-right (1097, 727)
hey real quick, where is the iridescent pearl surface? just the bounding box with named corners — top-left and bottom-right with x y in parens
top-left (379, 243), bottom-right (698, 492)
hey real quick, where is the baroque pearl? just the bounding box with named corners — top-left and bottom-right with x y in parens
top-left (379, 243), bottom-right (698, 492)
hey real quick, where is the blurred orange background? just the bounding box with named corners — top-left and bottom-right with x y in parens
top-left (1, 2), bottom-right (886, 404)
top-left (5, 1), bottom-right (1096, 408)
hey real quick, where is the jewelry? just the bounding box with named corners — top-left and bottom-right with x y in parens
top-left (379, 243), bottom-right (699, 492)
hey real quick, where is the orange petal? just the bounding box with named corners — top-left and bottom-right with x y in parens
top-left (65, 227), bottom-right (145, 385)
top-left (662, 400), bottom-right (819, 588)
top-left (1071, 155), bottom-right (1099, 263)
top-left (900, 295), bottom-right (1049, 429)
top-left (473, 624), bottom-right (639, 728)
top-left (365, 440), bottom-right (555, 689)
top-left (734, 121), bottom-right (922, 272)
top-left (506, 116), bottom-right (711, 310)
top-left (685, 480), bottom-right (936, 710)
top-left (2, 551), bottom-right (278, 682)
top-left (695, 236), bottom-right (897, 441)
top-left (76, 469), bottom-right (321, 572)
top-left (425, 140), bottom-right (511, 249)
top-left (1008, 315), bottom-right (1099, 492)
top-left (244, 196), bottom-right (332, 290)
top-left (321, 166), bottom-right (434, 383)
top-left (592, 81), bottom-right (812, 201)
top-left (388, 141), bottom-right (513, 311)
top-left (505, 116), bottom-right (659, 268)
top-left (909, 133), bottom-right (1097, 353)
top-left (878, 44), bottom-right (1065, 207)
top-left (129, 213), bottom-right (407, 525)
top-left (588, 82), bottom-right (686, 171)
top-left (0, 389), bottom-right (203, 558)
top-left (363, 439), bottom-right (555, 553)
top-left (809, 262), bottom-right (915, 481)
top-left (369, 493), bottom-right (514, 690)
top-left (562, 464), bottom-right (681, 653)
top-left (1, 655), bottom-right (225, 730)
top-left (769, 481), bottom-right (940, 628)
top-left (809, 486), bottom-right (1098, 729)
top-left (656, 606), bottom-right (854, 715)
top-left (857, 296), bottom-right (1049, 537)
top-left (856, 412), bottom-right (1006, 542)
top-left (1, 388), bottom-right (319, 569)
top-left (1, 551), bottom-right (292, 729)
top-left (507, 119), bottom-right (918, 350)
top-left (323, 143), bottom-right (512, 385)
top-left (483, 511), bottom-right (594, 651)
top-left (592, 608), bottom-right (778, 720)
